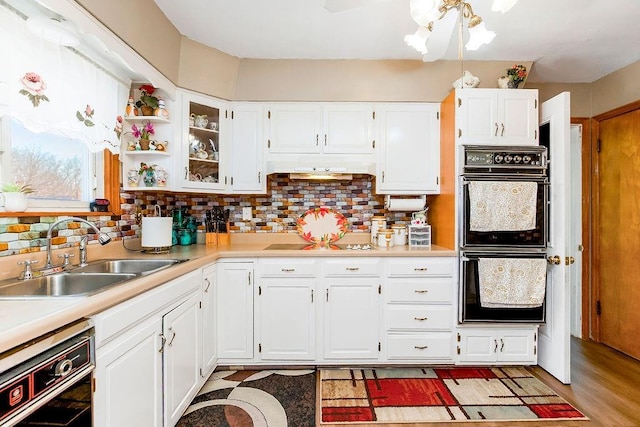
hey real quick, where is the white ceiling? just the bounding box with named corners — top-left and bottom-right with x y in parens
top-left (153, 0), bottom-right (640, 84)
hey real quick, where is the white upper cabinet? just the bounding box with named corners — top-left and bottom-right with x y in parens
top-left (267, 103), bottom-right (323, 154)
top-left (228, 102), bottom-right (266, 193)
top-left (323, 104), bottom-right (375, 154)
top-left (376, 103), bottom-right (440, 194)
top-left (455, 89), bottom-right (538, 146)
top-left (176, 89), bottom-right (229, 192)
top-left (266, 102), bottom-right (375, 155)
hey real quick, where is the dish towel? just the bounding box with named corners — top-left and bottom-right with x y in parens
top-left (478, 258), bottom-right (547, 308)
top-left (468, 181), bottom-right (538, 231)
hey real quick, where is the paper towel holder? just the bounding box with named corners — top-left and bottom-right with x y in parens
top-left (384, 195), bottom-right (426, 212)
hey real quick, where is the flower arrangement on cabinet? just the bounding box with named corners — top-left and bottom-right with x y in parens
top-left (506, 64), bottom-right (528, 88)
top-left (135, 84), bottom-right (159, 115)
top-left (131, 121), bottom-right (155, 140)
top-left (138, 162), bottom-right (156, 176)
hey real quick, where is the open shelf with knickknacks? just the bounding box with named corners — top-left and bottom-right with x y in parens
top-left (120, 83), bottom-right (174, 191)
top-left (178, 89), bottom-right (227, 192)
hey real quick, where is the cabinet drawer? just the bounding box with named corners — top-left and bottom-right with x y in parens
top-left (387, 306), bottom-right (453, 331)
top-left (387, 258), bottom-right (455, 277)
top-left (387, 279), bottom-right (453, 303)
top-left (258, 258), bottom-right (318, 277)
top-left (387, 333), bottom-right (453, 360)
top-left (324, 258), bottom-right (381, 277)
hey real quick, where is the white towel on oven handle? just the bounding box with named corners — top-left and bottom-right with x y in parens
top-left (478, 258), bottom-right (547, 308)
top-left (468, 181), bottom-right (538, 231)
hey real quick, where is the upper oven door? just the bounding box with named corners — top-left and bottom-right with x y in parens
top-left (461, 175), bottom-right (548, 249)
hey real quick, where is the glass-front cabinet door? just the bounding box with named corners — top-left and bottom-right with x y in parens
top-left (178, 89), bottom-right (228, 192)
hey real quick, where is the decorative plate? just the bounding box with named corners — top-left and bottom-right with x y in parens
top-left (297, 207), bottom-right (348, 244)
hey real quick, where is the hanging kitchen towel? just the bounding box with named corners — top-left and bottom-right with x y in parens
top-left (478, 258), bottom-right (547, 308)
top-left (468, 181), bottom-right (537, 231)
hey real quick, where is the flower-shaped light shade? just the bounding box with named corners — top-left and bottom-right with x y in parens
top-left (491, 0), bottom-right (518, 13)
top-left (409, 0), bottom-right (440, 26)
top-left (465, 21), bottom-right (496, 51)
top-left (404, 26), bottom-right (432, 55)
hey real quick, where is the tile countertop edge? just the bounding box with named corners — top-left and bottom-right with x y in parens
top-left (0, 241), bottom-right (458, 354)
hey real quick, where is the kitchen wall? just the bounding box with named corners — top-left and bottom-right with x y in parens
top-left (0, 174), bottom-right (416, 257)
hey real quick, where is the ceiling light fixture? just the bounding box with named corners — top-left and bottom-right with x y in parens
top-left (404, 0), bottom-right (517, 56)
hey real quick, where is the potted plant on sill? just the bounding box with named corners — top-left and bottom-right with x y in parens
top-left (1, 183), bottom-right (34, 212)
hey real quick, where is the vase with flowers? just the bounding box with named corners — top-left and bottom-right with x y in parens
top-left (138, 162), bottom-right (157, 187)
top-left (136, 84), bottom-right (159, 116)
top-left (504, 64), bottom-right (528, 89)
top-left (131, 121), bottom-right (155, 150)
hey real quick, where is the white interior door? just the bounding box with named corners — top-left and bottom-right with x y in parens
top-left (570, 124), bottom-right (583, 338)
top-left (538, 92), bottom-right (572, 384)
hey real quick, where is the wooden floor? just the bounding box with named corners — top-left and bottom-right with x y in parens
top-left (318, 337), bottom-right (640, 427)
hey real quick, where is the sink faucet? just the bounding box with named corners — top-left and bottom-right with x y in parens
top-left (44, 217), bottom-right (112, 269)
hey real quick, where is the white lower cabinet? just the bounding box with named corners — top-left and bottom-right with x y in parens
top-left (255, 258), bottom-right (317, 361)
top-left (323, 277), bottom-right (381, 360)
top-left (257, 277), bottom-right (316, 360)
top-left (163, 292), bottom-right (201, 426)
top-left (92, 270), bottom-right (202, 427)
top-left (200, 264), bottom-right (218, 378)
top-left (384, 257), bottom-right (456, 363)
top-left (456, 327), bottom-right (538, 364)
top-left (93, 316), bottom-right (163, 427)
top-left (217, 260), bottom-right (254, 360)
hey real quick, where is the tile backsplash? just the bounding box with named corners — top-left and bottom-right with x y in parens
top-left (0, 174), bottom-right (419, 257)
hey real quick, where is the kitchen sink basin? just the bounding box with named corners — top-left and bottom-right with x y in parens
top-left (0, 273), bottom-right (137, 299)
top-left (70, 258), bottom-right (185, 275)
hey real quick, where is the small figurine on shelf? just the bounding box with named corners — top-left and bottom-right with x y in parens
top-left (154, 98), bottom-right (169, 119)
top-left (125, 96), bottom-right (138, 116)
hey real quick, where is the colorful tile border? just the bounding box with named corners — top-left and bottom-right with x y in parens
top-left (0, 174), bottom-right (419, 258)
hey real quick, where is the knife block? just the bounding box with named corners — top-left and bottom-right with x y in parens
top-left (206, 231), bottom-right (230, 246)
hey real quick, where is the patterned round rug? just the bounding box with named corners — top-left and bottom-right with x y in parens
top-left (177, 369), bottom-right (316, 426)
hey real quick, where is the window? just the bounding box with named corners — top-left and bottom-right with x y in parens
top-left (0, 0), bottom-right (129, 212)
top-left (1, 118), bottom-right (95, 210)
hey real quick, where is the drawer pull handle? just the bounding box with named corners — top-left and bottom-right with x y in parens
top-left (414, 345), bottom-right (428, 350)
top-left (414, 290), bottom-right (429, 294)
top-left (346, 267), bottom-right (360, 271)
top-left (414, 267), bottom-right (428, 271)
top-left (414, 317), bottom-right (428, 321)
top-left (282, 268), bottom-right (295, 272)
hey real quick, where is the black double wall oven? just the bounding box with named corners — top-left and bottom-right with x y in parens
top-left (459, 145), bottom-right (549, 323)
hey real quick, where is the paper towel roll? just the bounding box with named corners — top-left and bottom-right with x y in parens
top-left (141, 217), bottom-right (173, 248)
top-left (385, 195), bottom-right (426, 212)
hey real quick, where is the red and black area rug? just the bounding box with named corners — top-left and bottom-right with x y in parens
top-left (320, 367), bottom-right (587, 424)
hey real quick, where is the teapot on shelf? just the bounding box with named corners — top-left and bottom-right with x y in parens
top-left (192, 114), bottom-right (208, 128)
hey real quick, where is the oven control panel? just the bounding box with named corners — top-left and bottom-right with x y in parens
top-left (0, 328), bottom-right (93, 426)
top-left (464, 146), bottom-right (547, 169)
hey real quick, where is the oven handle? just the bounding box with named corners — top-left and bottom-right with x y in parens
top-left (461, 176), bottom-right (550, 183)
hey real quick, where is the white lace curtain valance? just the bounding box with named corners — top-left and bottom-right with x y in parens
top-left (0, 4), bottom-right (130, 153)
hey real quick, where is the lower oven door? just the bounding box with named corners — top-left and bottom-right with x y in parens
top-left (460, 251), bottom-right (547, 324)
top-left (461, 176), bottom-right (548, 249)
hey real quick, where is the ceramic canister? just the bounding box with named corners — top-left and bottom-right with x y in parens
top-left (377, 228), bottom-right (394, 248)
top-left (391, 224), bottom-right (407, 246)
top-left (371, 216), bottom-right (387, 244)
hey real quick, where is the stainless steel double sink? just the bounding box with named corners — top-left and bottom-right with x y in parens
top-left (0, 259), bottom-right (186, 299)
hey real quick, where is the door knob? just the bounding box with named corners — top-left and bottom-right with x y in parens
top-left (565, 256), bottom-right (575, 265)
top-left (547, 255), bottom-right (561, 265)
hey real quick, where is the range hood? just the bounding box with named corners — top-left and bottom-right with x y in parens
top-left (266, 159), bottom-right (376, 180)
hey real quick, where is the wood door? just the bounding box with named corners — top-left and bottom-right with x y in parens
top-left (598, 108), bottom-right (640, 360)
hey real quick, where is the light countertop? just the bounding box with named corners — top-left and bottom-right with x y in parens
top-left (0, 233), bottom-right (456, 355)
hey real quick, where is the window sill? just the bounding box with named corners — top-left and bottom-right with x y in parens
top-left (0, 211), bottom-right (117, 218)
